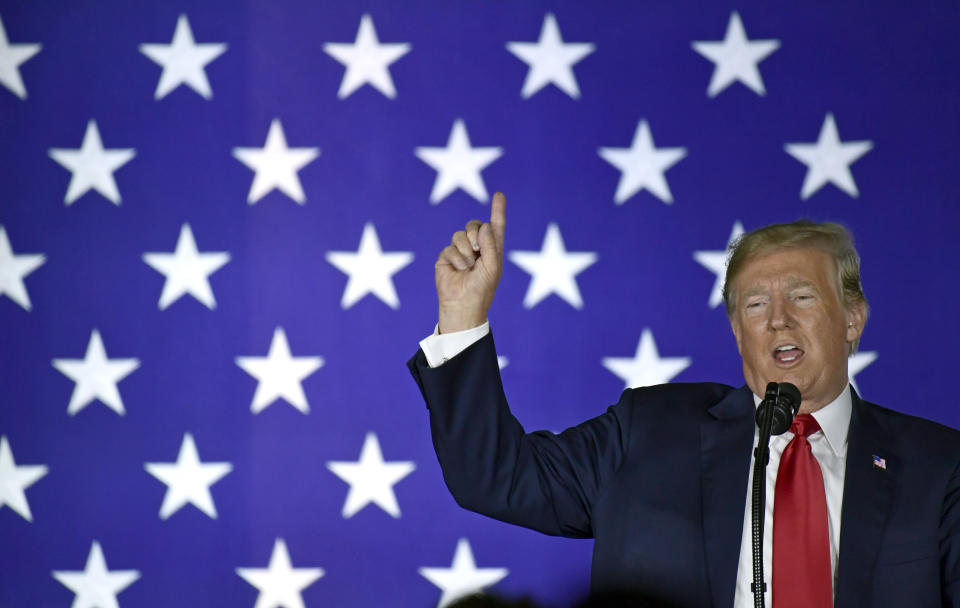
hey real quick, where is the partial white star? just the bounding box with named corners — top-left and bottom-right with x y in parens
top-left (785, 113), bottom-right (873, 199)
top-left (848, 350), bottom-right (878, 394)
top-left (324, 14), bottom-right (410, 99)
top-left (139, 14), bottom-right (227, 100)
top-left (693, 221), bottom-right (744, 309)
top-left (52, 541), bottom-right (140, 608)
top-left (602, 328), bottom-right (692, 389)
top-left (508, 223), bottom-right (597, 309)
top-left (144, 433), bottom-right (232, 520)
top-left (48, 120), bottom-right (136, 206)
top-left (232, 119), bottom-right (320, 205)
top-left (506, 13), bottom-right (595, 99)
top-left (325, 222), bottom-right (413, 309)
top-left (142, 223), bottom-right (230, 310)
top-left (0, 14), bottom-right (41, 100)
top-left (497, 356), bottom-right (508, 370)
top-left (0, 436), bottom-right (47, 522)
top-left (236, 328), bottom-right (323, 414)
top-left (52, 330), bottom-right (140, 416)
top-left (415, 119), bottom-right (503, 204)
top-left (598, 120), bottom-right (687, 205)
top-left (326, 432), bottom-right (415, 518)
top-left (419, 538), bottom-right (508, 608)
top-left (692, 12), bottom-right (780, 97)
top-left (236, 538), bottom-right (324, 608)
top-left (0, 226), bottom-right (45, 311)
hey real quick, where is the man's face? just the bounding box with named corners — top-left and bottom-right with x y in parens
top-left (729, 247), bottom-right (865, 413)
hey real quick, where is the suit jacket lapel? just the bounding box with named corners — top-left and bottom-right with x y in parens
top-left (701, 385), bottom-right (755, 608)
top-left (835, 389), bottom-right (899, 608)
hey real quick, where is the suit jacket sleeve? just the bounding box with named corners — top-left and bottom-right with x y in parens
top-left (407, 330), bottom-right (632, 538)
top-left (944, 457), bottom-right (960, 606)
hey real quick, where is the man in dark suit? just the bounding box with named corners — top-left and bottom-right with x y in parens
top-left (407, 192), bottom-right (960, 607)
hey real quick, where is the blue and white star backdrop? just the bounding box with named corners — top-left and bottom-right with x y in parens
top-left (1, 1), bottom-right (958, 606)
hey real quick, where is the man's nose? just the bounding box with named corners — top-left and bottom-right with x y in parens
top-left (768, 296), bottom-right (794, 330)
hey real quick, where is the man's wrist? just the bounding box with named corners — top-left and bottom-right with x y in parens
top-left (438, 306), bottom-right (487, 334)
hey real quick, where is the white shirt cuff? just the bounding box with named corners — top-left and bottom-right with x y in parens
top-left (418, 321), bottom-right (490, 368)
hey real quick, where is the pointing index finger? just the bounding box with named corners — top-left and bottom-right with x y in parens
top-left (490, 192), bottom-right (506, 246)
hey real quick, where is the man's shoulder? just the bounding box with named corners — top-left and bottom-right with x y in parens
top-left (618, 382), bottom-right (743, 420)
top-left (859, 397), bottom-right (960, 457)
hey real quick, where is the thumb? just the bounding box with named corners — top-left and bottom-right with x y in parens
top-left (477, 222), bottom-right (500, 273)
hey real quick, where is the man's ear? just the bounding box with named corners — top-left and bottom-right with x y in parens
top-left (845, 300), bottom-right (867, 344)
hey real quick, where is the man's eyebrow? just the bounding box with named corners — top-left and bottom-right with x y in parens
top-left (741, 286), bottom-right (768, 298)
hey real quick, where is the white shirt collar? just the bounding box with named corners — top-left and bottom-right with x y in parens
top-left (751, 384), bottom-right (852, 457)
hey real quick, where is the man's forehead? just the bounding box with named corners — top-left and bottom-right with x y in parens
top-left (734, 247), bottom-right (837, 289)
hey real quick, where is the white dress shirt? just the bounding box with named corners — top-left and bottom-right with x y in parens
top-left (419, 322), bottom-right (850, 607)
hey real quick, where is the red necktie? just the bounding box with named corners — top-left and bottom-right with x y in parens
top-left (773, 414), bottom-right (832, 608)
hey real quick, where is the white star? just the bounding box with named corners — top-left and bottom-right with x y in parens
top-left (0, 15), bottom-right (41, 100)
top-left (506, 13), bottom-right (595, 99)
top-left (0, 436), bottom-right (47, 522)
top-left (785, 113), bottom-right (873, 199)
top-left (324, 14), bottom-right (410, 99)
top-left (602, 328), bottom-right (692, 389)
top-left (693, 221), bottom-right (745, 309)
top-left (139, 14), bottom-right (227, 100)
top-left (598, 120), bottom-right (687, 205)
top-left (508, 223), bottom-right (597, 309)
top-left (848, 350), bottom-right (878, 395)
top-left (236, 539), bottom-right (324, 608)
top-left (232, 119), bottom-right (320, 205)
top-left (419, 538), bottom-right (508, 608)
top-left (52, 541), bottom-right (140, 608)
top-left (144, 433), bottom-right (232, 520)
top-left (497, 356), bottom-right (508, 370)
top-left (52, 330), bottom-right (140, 416)
top-left (325, 223), bottom-right (413, 309)
top-left (142, 223), bottom-right (230, 310)
top-left (48, 120), bottom-right (136, 206)
top-left (415, 119), bottom-right (503, 204)
top-left (236, 328), bottom-right (323, 414)
top-left (326, 432), bottom-right (415, 518)
top-left (0, 226), bottom-right (45, 311)
top-left (692, 12), bottom-right (780, 97)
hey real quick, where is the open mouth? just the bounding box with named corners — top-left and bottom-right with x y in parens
top-left (772, 344), bottom-right (804, 366)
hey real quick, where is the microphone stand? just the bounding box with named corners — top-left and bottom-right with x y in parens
top-left (750, 382), bottom-right (801, 608)
top-left (751, 398), bottom-right (776, 608)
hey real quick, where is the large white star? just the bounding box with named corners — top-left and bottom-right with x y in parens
top-left (52, 330), bottom-right (140, 416)
top-left (598, 120), bottom-right (687, 205)
top-left (326, 432), bottom-right (415, 518)
top-left (415, 119), bottom-right (504, 204)
top-left (324, 14), bottom-right (410, 99)
top-left (0, 436), bottom-right (47, 522)
top-left (693, 221), bottom-right (745, 309)
top-left (236, 539), bottom-right (324, 608)
top-left (0, 14), bottom-right (41, 100)
top-left (144, 433), bottom-right (232, 520)
top-left (0, 226), bottom-right (45, 311)
top-left (602, 328), bottom-right (692, 389)
top-left (691, 12), bottom-right (780, 97)
top-left (508, 223), bottom-right (597, 309)
top-left (139, 14), bottom-right (227, 100)
top-left (142, 223), bottom-right (230, 310)
top-left (325, 223), bottom-right (413, 309)
top-left (506, 13), bottom-right (595, 99)
top-left (232, 119), bottom-right (320, 205)
top-left (848, 350), bottom-right (878, 395)
top-left (52, 541), bottom-right (140, 608)
top-left (235, 328), bottom-right (323, 414)
top-left (48, 120), bottom-right (136, 206)
top-left (419, 538), bottom-right (508, 608)
top-left (785, 113), bottom-right (873, 199)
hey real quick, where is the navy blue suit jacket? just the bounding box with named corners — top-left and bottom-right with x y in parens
top-left (407, 331), bottom-right (960, 607)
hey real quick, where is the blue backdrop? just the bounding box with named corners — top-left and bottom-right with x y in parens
top-left (1, 1), bottom-right (958, 606)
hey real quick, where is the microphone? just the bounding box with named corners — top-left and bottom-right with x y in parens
top-left (750, 381), bottom-right (801, 608)
top-left (755, 382), bottom-right (802, 435)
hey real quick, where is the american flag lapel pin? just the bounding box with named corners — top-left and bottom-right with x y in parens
top-left (872, 454), bottom-right (887, 470)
